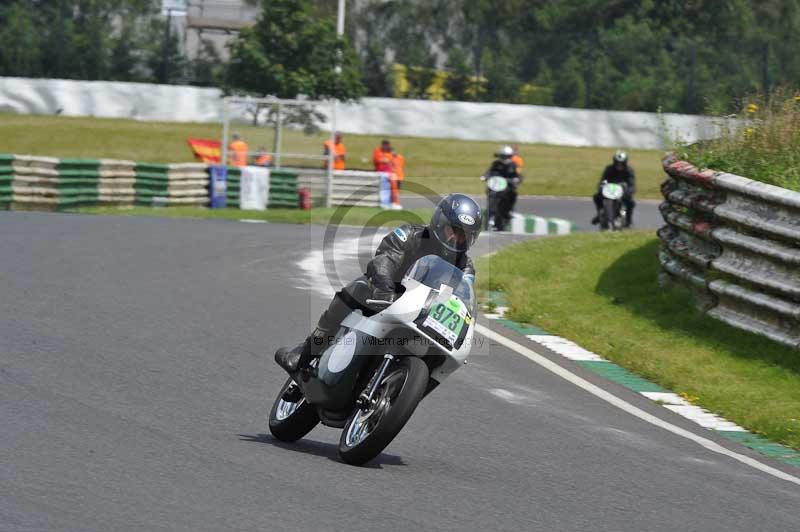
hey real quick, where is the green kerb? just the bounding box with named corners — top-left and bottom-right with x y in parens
top-left (576, 360), bottom-right (667, 392)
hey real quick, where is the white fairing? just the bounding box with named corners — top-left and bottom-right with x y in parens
top-left (486, 176), bottom-right (509, 192)
top-left (339, 267), bottom-right (475, 384)
top-left (602, 181), bottom-right (624, 200)
top-left (326, 331), bottom-right (357, 372)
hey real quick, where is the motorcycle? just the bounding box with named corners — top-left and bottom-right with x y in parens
top-left (598, 180), bottom-right (627, 231)
top-left (482, 175), bottom-right (515, 231)
top-left (269, 255), bottom-right (476, 465)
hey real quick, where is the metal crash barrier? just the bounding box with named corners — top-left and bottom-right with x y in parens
top-left (658, 154), bottom-right (800, 348)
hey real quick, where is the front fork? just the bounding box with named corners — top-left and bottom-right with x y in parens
top-left (356, 353), bottom-right (395, 409)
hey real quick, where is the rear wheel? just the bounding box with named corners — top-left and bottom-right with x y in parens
top-left (338, 357), bottom-right (428, 466)
top-left (268, 378), bottom-right (319, 442)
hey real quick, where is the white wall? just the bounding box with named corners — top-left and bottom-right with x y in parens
top-left (0, 76), bottom-right (721, 149)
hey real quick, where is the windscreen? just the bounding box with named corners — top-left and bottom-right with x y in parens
top-left (405, 255), bottom-right (475, 312)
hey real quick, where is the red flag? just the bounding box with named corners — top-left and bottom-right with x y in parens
top-left (187, 138), bottom-right (222, 163)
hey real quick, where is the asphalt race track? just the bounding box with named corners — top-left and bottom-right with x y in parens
top-left (1, 212), bottom-right (798, 532)
top-left (401, 195), bottom-right (664, 231)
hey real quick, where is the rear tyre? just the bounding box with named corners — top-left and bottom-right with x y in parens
top-left (268, 378), bottom-right (319, 442)
top-left (338, 357), bottom-right (429, 466)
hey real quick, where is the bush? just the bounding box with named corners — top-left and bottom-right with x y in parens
top-left (679, 88), bottom-right (800, 192)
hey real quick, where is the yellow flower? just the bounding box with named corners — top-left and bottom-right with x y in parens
top-left (746, 103), bottom-right (758, 114)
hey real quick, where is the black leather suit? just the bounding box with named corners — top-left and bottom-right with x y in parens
top-left (311, 224), bottom-right (475, 354)
top-left (593, 164), bottom-right (636, 225)
top-left (484, 159), bottom-right (521, 219)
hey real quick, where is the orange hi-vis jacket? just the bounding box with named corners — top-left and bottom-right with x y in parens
top-left (391, 152), bottom-right (405, 181)
top-left (512, 154), bottom-right (524, 171)
top-left (229, 140), bottom-right (248, 167)
top-left (323, 139), bottom-right (347, 170)
top-left (373, 147), bottom-right (394, 173)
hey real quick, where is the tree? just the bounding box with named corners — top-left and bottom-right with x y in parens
top-left (188, 40), bottom-right (224, 87)
top-left (554, 56), bottom-right (585, 108)
top-left (0, 3), bottom-right (42, 77)
top-left (444, 47), bottom-right (472, 101)
top-left (482, 47), bottom-right (521, 103)
top-left (225, 0), bottom-right (365, 100)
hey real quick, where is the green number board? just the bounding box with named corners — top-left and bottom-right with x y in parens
top-left (423, 296), bottom-right (468, 345)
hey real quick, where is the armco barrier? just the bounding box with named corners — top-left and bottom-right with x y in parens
top-left (658, 154), bottom-right (800, 348)
top-left (0, 154), bottom-right (300, 210)
top-left (293, 168), bottom-right (382, 207)
top-left (0, 154), bottom-right (13, 209)
top-left (98, 159), bottom-right (136, 205)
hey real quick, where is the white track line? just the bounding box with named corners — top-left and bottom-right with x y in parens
top-left (475, 323), bottom-right (800, 487)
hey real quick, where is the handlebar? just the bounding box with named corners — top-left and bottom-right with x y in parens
top-left (365, 299), bottom-right (393, 307)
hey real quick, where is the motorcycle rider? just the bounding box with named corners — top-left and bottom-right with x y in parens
top-left (592, 150), bottom-right (636, 227)
top-left (483, 145), bottom-right (522, 228)
top-left (275, 193), bottom-right (482, 375)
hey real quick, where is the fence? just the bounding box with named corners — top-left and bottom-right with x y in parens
top-left (1, 76), bottom-right (727, 149)
top-left (290, 168), bottom-right (384, 207)
top-left (0, 155), bottom-right (299, 211)
top-left (658, 154), bottom-right (800, 348)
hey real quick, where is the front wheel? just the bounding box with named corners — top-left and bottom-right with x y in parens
top-left (603, 197), bottom-right (618, 231)
top-left (338, 357), bottom-right (429, 465)
top-left (484, 194), bottom-right (496, 230)
top-left (268, 378), bottom-right (320, 442)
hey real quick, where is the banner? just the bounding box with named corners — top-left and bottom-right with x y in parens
top-left (187, 138), bottom-right (221, 164)
top-left (239, 166), bottom-right (270, 211)
top-left (208, 165), bottom-right (227, 209)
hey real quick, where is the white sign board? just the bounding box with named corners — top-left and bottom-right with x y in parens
top-left (162, 0), bottom-right (187, 16)
top-left (239, 166), bottom-right (270, 211)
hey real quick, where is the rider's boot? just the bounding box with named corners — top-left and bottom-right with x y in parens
top-left (274, 338), bottom-right (311, 374)
top-left (624, 205), bottom-right (634, 227)
top-left (275, 291), bottom-right (353, 375)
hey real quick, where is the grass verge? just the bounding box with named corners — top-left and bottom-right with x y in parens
top-left (0, 113), bottom-right (665, 198)
top-left (680, 89), bottom-right (800, 192)
top-left (477, 231), bottom-right (800, 450)
top-left (72, 205), bottom-right (433, 227)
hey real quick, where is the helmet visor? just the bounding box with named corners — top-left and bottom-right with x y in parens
top-left (443, 224), bottom-right (468, 249)
top-left (431, 209), bottom-right (476, 253)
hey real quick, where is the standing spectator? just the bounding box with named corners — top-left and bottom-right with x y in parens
top-left (323, 133), bottom-right (347, 170)
top-left (228, 133), bottom-right (249, 167)
top-left (511, 144), bottom-right (524, 172)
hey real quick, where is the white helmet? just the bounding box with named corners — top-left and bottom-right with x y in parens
top-left (613, 150), bottom-right (628, 164)
top-left (496, 145), bottom-right (514, 159)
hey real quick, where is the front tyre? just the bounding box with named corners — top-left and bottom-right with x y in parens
top-left (268, 378), bottom-right (319, 442)
top-left (485, 193), bottom-right (496, 230)
top-left (338, 357), bottom-right (429, 466)
top-left (603, 197), bottom-right (617, 231)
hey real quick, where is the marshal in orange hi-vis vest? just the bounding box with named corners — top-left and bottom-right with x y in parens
top-left (323, 139), bottom-right (347, 170)
top-left (228, 139), bottom-right (249, 167)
